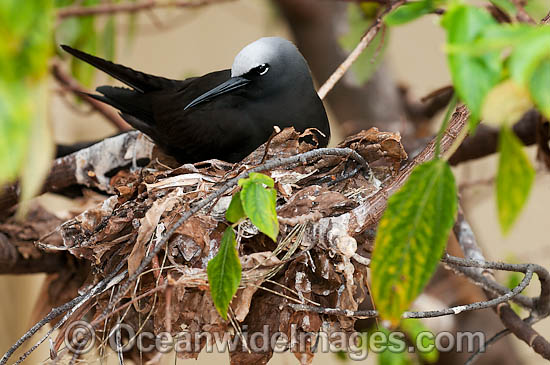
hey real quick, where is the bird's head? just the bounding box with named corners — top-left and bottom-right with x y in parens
top-left (184, 37), bottom-right (314, 110)
top-left (231, 37), bottom-right (311, 89)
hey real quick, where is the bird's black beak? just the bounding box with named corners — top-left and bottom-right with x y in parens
top-left (184, 76), bottom-right (250, 110)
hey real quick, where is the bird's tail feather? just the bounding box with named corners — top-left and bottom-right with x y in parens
top-left (60, 45), bottom-right (181, 93)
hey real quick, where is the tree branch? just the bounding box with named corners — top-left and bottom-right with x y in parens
top-left (0, 131), bottom-right (153, 212)
top-left (316, 0), bottom-right (405, 100)
top-left (450, 207), bottom-right (550, 363)
top-left (57, 0), bottom-right (233, 19)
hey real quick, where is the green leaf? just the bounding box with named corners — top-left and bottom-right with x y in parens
top-left (496, 126), bottom-right (535, 234)
top-left (102, 15), bottom-right (116, 61)
top-left (239, 172), bottom-right (274, 187)
top-left (240, 174), bottom-right (279, 242)
top-left (0, 1), bottom-right (53, 191)
top-left (442, 4), bottom-right (501, 128)
top-left (371, 160), bottom-right (457, 325)
top-left (207, 227), bottom-right (242, 320)
top-left (384, 0), bottom-right (437, 26)
top-left (226, 191), bottom-right (245, 223)
top-left (378, 350), bottom-right (410, 365)
top-left (445, 24), bottom-right (537, 56)
top-left (375, 327), bottom-right (411, 365)
top-left (524, 0), bottom-right (549, 19)
top-left (508, 30), bottom-right (550, 85)
top-left (490, 0), bottom-right (517, 16)
top-left (17, 84), bottom-right (54, 217)
top-left (69, 0), bottom-right (100, 86)
top-left (0, 84), bottom-right (33, 185)
top-left (339, 4), bottom-right (388, 84)
top-left (528, 57), bottom-right (550, 119)
top-left (401, 319), bottom-right (438, 363)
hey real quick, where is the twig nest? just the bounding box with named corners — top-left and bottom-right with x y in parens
top-left (23, 127), bottom-right (406, 364)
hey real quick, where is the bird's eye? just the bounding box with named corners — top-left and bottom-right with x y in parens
top-left (254, 63), bottom-right (269, 76)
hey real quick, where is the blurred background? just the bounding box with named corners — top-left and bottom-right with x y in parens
top-left (1, 0), bottom-right (549, 364)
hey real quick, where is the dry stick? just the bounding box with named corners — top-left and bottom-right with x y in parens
top-left (51, 62), bottom-right (130, 132)
top-left (451, 209), bottom-right (550, 363)
top-left (57, 0), bottom-right (233, 19)
top-left (0, 260), bottom-right (126, 365)
top-left (316, 0), bottom-right (405, 100)
top-left (92, 148), bottom-right (368, 326)
top-left (290, 254), bottom-right (535, 320)
top-left (452, 210), bottom-right (550, 314)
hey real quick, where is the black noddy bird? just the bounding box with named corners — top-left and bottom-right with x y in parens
top-left (61, 37), bottom-right (330, 164)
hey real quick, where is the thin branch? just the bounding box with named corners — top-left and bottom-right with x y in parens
top-left (57, 0), bottom-right (233, 19)
top-left (497, 305), bottom-right (550, 360)
top-left (0, 260), bottom-right (126, 365)
top-left (450, 207), bottom-right (550, 363)
top-left (290, 255), bottom-right (535, 320)
top-left (465, 316), bottom-right (541, 365)
top-left (316, 0), bottom-right (405, 100)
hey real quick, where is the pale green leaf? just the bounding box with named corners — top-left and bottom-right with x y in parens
top-left (238, 172), bottom-right (274, 188)
top-left (226, 191), bottom-right (245, 223)
top-left (102, 16), bottom-right (116, 61)
top-left (508, 31), bottom-right (550, 85)
top-left (400, 319), bottom-right (438, 363)
top-left (17, 84), bottom-right (54, 217)
top-left (339, 4), bottom-right (388, 84)
top-left (0, 84), bottom-right (32, 185)
top-left (0, 1), bottom-right (53, 190)
top-left (385, 0), bottom-right (438, 26)
top-left (375, 327), bottom-right (411, 365)
top-left (496, 126), bottom-right (535, 234)
top-left (207, 227), bottom-right (242, 319)
top-left (442, 4), bottom-right (501, 128)
top-left (240, 177), bottom-right (279, 242)
top-left (528, 58), bottom-right (550, 119)
top-left (371, 160), bottom-right (457, 325)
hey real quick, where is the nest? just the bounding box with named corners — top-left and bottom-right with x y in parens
top-left (8, 127), bottom-right (407, 364)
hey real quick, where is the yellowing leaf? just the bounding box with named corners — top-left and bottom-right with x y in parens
top-left (482, 80), bottom-right (533, 127)
top-left (496, 126), bottom-right (535, 234)
top-left (371, 160), bottom-right (457, 326)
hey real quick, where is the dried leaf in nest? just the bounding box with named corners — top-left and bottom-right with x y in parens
top-left (241, 127), bottom-right (318, 166)
top-left (278, 185), bottom-right (357, 225)
top-left (30, 126), bottom-right (408, 364)
top-left (128, 191), bottom-right (179, 277)
top-left (336, 127), bottom-right (407, 174)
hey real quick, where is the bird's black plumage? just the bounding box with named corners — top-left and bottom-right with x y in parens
top-left (61, 37), bottom-right (330, 164)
